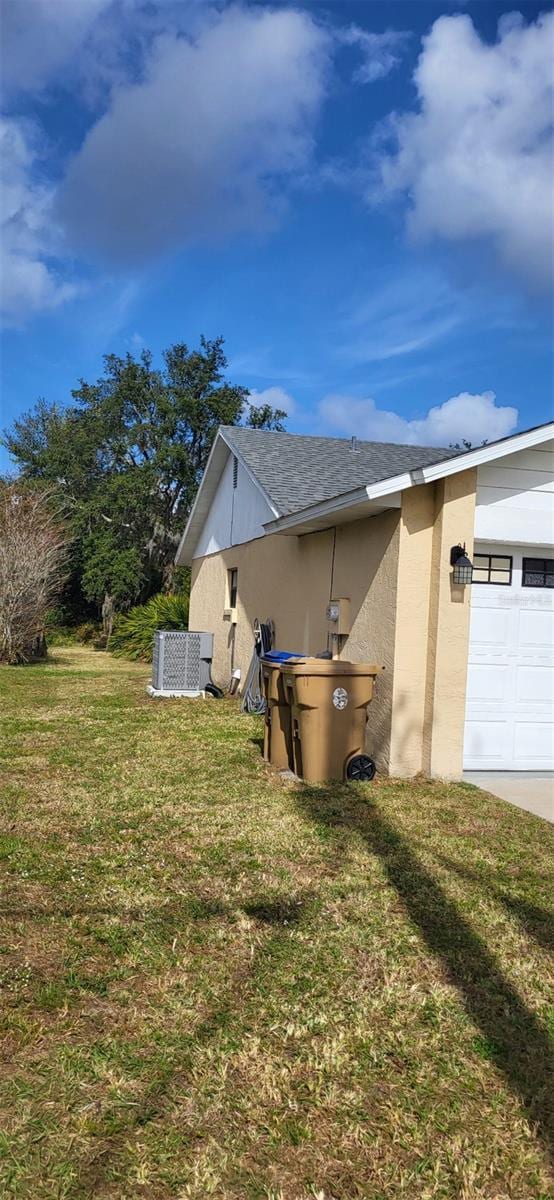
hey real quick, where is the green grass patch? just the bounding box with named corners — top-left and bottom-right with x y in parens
top-left (0, 645), bottom-right (553, 1199)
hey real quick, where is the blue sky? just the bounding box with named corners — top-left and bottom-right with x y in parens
top-left (1, 0), bottom-right (553, 472)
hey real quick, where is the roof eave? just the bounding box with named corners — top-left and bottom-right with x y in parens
top-left (263, 422), bottom-right (554, 536)
top-left (417, 421), bottom-right (554, 483)
top-left (264, 477), bottom-right (407, 535)
top-left (178, 420), bottom-right (554, 560)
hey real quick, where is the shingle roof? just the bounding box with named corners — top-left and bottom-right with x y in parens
top-left (220, 426), bottom-right (461, 516)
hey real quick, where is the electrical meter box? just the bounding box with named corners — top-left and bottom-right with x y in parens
top-left (325, 597), bottom-right (351, 636)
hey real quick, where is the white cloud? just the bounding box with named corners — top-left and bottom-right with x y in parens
top-left (372, 12), bottom-right (554, 288)
top-left (0, 0), bottom-right (113, 94)
top-left (341, 269), bottom-right (463, 364)
top-left (0, 118), bottom-right (78, 324)
top-left (248, 386), bottom-right (295, 417)
top-left (340, 26), bottom-right (410, 83)
top-left (319, 389), bottom-right (518, 447)
top-left (58, 6), bottom-right (331, 264)
top-left (337, 263), bottom-right (525, 368)
top-left (227, 349), bottom-right (318, 386)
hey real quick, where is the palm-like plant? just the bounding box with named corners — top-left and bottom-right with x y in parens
top-left (109, 593), bottom-right (189, 661)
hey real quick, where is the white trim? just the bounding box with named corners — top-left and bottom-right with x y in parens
top-left (368, 472), bottom-right (415, 499)
top-left (471, 534), bottom-right (554, 549)
top-left (178, 421), bottom-right (554, 556)
top-left (265, 485), bottom-right (369, 533)
top-left (419, 423), bottom-right (554, 483)
top-left (263, 424), bottom-right (554, 536)
top-left (264, 483), bottom-right (403, 534)
top-left (175, 434), bottom-right (226, 566)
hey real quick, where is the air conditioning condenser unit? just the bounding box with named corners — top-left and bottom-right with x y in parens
top-left (148, 630), bottom-right (215, 698)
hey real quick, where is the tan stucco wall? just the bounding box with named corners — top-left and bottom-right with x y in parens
top-left (389, 485), bottom-right (436, 777)
top-left (189, 510), bottom-right (400, 772)
top-left (422, 469), bottom-right (476, 779)
top-left (189, 470), bottom-right (477, 780)
top-left (332, 515), bottom-right (399, 768)
top-left (388, 470), bottom-right (476, 779)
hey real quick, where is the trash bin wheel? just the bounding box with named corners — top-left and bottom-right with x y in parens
top-left (346, 754), bottom-right (376, 782)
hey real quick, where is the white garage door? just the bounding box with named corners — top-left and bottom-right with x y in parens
top-left (464, 544), bottom-right (554, 770)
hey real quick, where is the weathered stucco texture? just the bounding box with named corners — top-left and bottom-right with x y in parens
top-left (330, 514), bottom-right (399, 771)
top-left (189, 511), bottom-right (400, 772)
top-left (389, 485), bottom-right (436, 777)
top-left (422, 469), bottom-right (476, 779)
top-left (388, 471), bottom-right (476, 778)
top-left (189, 473), bottom-right (477, 780)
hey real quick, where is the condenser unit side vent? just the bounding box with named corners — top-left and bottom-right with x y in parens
top-left (148, 630), bottom-right (214, 698)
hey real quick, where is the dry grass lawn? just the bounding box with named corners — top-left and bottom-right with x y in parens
top-left (1, 646), bottom-right (553, 1199)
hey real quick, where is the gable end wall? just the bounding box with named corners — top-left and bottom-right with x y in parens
top-left (193, 453), bottom-right (275, 558)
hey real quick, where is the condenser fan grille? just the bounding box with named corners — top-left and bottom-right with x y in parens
top-left (151, 631), bottom-right (214, 696)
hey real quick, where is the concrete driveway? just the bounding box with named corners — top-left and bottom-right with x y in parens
top-left (463, 772), bottom-right (554, 823)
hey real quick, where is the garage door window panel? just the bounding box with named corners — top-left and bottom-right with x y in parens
top-left (473, 553), bottom-right (513, 585)
top-left (522, 557), bottom-right (554, 588)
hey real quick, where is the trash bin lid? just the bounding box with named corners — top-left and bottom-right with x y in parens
top-left (262, 650), bottom-right (304, 663)
top-left (282, 660), bottom-right (383, 677)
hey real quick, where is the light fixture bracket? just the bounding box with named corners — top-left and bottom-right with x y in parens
top-left (450, 543), bottom-right (473, 585)
top-left (450, 543), bottom-right (466, 567)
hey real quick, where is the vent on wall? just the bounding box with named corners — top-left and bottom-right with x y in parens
top-left (232, 455), bottom-right (238, 488)
top-left (149, 631), bottom-right (214, 697)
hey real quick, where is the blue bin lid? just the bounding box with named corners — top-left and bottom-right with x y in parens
top-left (262, 650), bottom-right (303, 662)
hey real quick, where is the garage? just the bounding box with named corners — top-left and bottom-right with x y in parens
top-left (464, 543), bottom-right (554, 770)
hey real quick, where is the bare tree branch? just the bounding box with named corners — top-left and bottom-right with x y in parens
top-left (0, 485), bottom-right (67, 664)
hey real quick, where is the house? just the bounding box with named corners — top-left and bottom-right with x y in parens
top-left (175, 421), bottom-right (554, 779)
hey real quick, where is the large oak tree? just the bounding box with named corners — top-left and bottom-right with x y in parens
top-left (3, 337), bottom-right (286, 628)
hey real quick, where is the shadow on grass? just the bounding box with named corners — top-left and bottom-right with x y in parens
top-left (439, 856), bottom-right (554, 953)
top-left (297, 782), bottom-right (554, 1161)
top-left (243, 896), bottom-right (306, 925)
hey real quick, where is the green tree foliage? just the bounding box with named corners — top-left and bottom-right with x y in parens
top-left (449, 438), bottom-right (488, 450)
top-left (109, 592), bottom-right (190, 661)
top-left (3, 337), bottom-right (286, 626)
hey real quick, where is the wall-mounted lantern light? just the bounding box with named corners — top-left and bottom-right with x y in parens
top-left (450, 543), bottom-right (473, 585)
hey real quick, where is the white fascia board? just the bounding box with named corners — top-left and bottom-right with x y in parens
top-left (264, 480), bottom-right (405, 534)
top-left (418, 423), bottom-right (554, 483)
top-left (174, 434), bottom-right (230, 565)
top-left (264, 486), bottom-right (369, 533)
top-left (366, 471), bottom-right (415, 499)
top-left (180, 421), bottom-right (554, 558)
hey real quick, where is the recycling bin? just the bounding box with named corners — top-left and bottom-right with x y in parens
top-left (282, 659), bottom-right (383, 783)
top-left (261, 651), bottom-right (302, 770)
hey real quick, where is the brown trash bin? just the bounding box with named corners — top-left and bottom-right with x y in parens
top-left (261, 659), bottom-right (295, 770)
top-left (282, 660), bottom-right (383, 783)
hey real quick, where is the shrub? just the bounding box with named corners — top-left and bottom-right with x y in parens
top-left (0, 483), bottom-right (67, 664)
top-left (44, 619), bottom-right (101, 647)
top-left (45, 626), bottom-right (78, 647)
top-left (74, 622), bottom-right (100, 644)
top-left (109, 593), bottom-right (189, 661)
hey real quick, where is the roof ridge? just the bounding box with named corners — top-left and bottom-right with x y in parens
top-left (222, 417), bottom-right (554, 458)
top-left (221, 424), bottom-right (455, 456)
